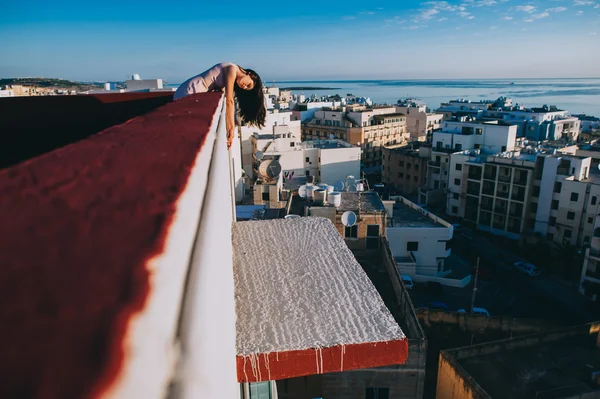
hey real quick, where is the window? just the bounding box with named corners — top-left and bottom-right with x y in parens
top-left (243, 382), bottom-right (272, 399)
top-left (454, 178), bottom-right (461, 185)
top-left (366, 388), bottom-right (390, 399)
top-left (476, 128), bottom-right (483, 135)
top-left (554, 182), bottom-right (562, 193)
top-left (436, 142), bottom-right (443, 150)
top-left (262, 192), bottom-right (270, 201)
top-left (366, 225), bottom-right (380, 249)
top-left (407, 163), bottom-right (412, 170)
top-left (571, 192), bottom-right (579, 202)
top-left (593, 196), bottom-right (597, 205)
top-left (567, 211), bottom-right (575, 220)
top-left (452, 206), bottom-right (458, 213)
top-left (474, 144), bottom-right (481, 149)
top-left (434, 180), bottom-right (440, 189)
top-left (344, 225), bottom-right (358, 239)
top-left (588, 217), bottom-right (594, 224)
top-left (406, 174), bottom-right (411, 180)
top-left (533, 185), bottom-right (540, 198)
top-left (407, 242), bottom-right (419, 251)
top-left (549, 216), bottom-right (556, 226)
top-left (436, 156), bottom-right (441, 163)
top-left (551, 200), bottom-right (559, 210)
top-left (399, 160), bottom-right (404, 167)
top-left (453, 193), bottom-right (459, 200)
top-left (531, 203), bottom-right (538, 213)
top-left (415, 164), bottom-right (419, 170)
top-left (456, 163), bottom-right (462, 171)
top-left (305, 157), bottom-right (310, 162)
top-left (455, 143), bottom-right (462, 151)
top-left (399, 172), bottom-right (404, 178)
top-left (414, 176), bottom-right (418, 182)
top-left (564, 229), bottom-right (572, 239)
top-left (305, 170), bottom-right (310, 176)
top-left (289, 142), bottom-right (295, 147)
top-left (501, 146), bottom-right (507, 152)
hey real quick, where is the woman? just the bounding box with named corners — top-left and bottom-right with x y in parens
top-left (174, 62), bottom-right (266, 149)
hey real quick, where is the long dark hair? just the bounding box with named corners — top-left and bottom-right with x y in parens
top-left (234, 67), bottom-right (266, 129)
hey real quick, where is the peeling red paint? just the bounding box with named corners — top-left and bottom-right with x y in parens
top-left (0, 92), bottom-right (221, 399)
top-left (236, 339), bottom-right (409, 383)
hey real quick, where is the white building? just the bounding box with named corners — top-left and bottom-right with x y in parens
top-left (396, 100), bottom-right (443, 141)
top-left (432, 119), bottom-right (518, 155)
top-left (0, 89), bottom-right (14, 97)
top-left (580, 215), bottom-right (600, 302)
top-left (239, 110), bottom-right (301, 180)
top-left (387, 197), bottom-right (469, 287)
top-left (250, 134), bottom-right (361, 187)
top-left (126, 77), bottom-right (164, 91)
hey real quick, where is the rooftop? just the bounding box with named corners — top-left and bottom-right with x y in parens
top-left (392, 198), bottom-right (447, 228)
top-left (339, 191), bottom-right (387, 213)
top-left (451, 324), bottom-right (600, 399)
top-left (232, 218), bottom-right (407, 382)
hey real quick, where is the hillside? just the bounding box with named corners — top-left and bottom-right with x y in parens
top-left (0, 77), bottom-right (103, 91)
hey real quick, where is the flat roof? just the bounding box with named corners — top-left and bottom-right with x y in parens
top-left (233, 218), bottom-right (407, 382)
top-left (393, 202), bottom-right (445, 228)
top-left (339, 192), bottom-right (387, 213)
top-left (458, 334), bottom-right (600, 399)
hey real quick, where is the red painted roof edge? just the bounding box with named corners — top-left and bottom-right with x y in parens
top-left (236, 338), bottom-right (408, 383)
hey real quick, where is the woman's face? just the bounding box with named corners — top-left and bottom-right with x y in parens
top-left (237, 74), bottom-right (255, 91)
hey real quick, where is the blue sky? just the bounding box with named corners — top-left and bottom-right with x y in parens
top-left (1, 0), bottom-right (599, 82)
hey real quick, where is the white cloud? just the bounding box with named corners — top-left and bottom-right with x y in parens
top-left (404, 25), bottom-right (428, 30)
top-left (533, 12), bottom-right (550, 18)
top-left (438, 17), bottom-right (448, 21)
top-left (524, 18), bottom-right (534, 22)
top-left (577, 10), bottom-right (584, 14)
top-left (476, 0), bottom-right (497, 5)
top-left (591, 31), bottom-right (598, 34)
top-left (516, 5), bottom-right (536, 12)
top-left (574, 0), bottom-right (594, 5)
top-left (459, 11), bottom-right (472, 17)
top-left (420, 8), bottom-right (440, 19)
top-left (384, 16), bottom-right (407, 24)
top-left (489, 25), bottom-right (498, 29)
top-left (359, 11), bottom-right (376, 15)
top-left (503, 16), bottom-right (514, 19)
top-left (468, 15), bottom-right (476, 19)
top-left (595, 3), bottom-right (600, 8)
top-left (546, 7), bottom-right (567, 12)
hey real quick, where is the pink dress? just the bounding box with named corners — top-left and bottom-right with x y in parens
top-left (173, 62), bottom-right (235, 100)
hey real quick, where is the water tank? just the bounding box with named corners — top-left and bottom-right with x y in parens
top-left (104, 83), bottom-right (111, 91)
top-left (318, 183), bottom-right (329, 190)
top-left (326, 185), bottom-right (334, 194)
top-left (258, 160), bottom-right (282, 179)
top-left (314, 189), bottom-right (327, 204)
top-left (356, 182), bottom-right (364, 192)
top-left (328, 191), bottom-right (342, 207)
top-left (306, 185), bottom-right (318, 200)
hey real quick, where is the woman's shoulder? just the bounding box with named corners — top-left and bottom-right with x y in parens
top-left (212, 62), bottom-right (237, 71)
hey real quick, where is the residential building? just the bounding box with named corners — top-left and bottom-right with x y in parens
top-left (437, 322), bottom-right (600, 399)
top-left (382, 142), bottom-right (431, 198)
top-left (291, 98), bottom-right (344, 122)
top-left (302, 191), bottom-right (387, 251)
top-left (0, 89), bottom-right (14, 97)
top-left (580, 215), bottom-right (600, 302)
top-left (240, 110), bottom-right (301, 179)
top-left (1, 92), bottom-right (415, 398)
top-left (397, 99), bottom-right (443, 141)
top-left (125, 75), bottom-right (164, 91)
top-left (386, 197), bottom-right (465, 287)
top-left (576, 114), bottom-right (600, 133)
top-left (251, 135), bottom-right (360, 187)
top-left (436, 97), bottom-right (510, 120)
top-left (420, 119), bottom-right (518, 207)
top-left (302, 105), bottom-right (409, 170)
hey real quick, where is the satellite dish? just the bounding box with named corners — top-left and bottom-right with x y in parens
top-left (333, 181), bottom-right (345, 191)
top-left (329, 134), bottom-right (335, 139)
top-left (255, 151), bottom-right (264, 161)
top-left (346, 175), bottom-right (355, 180)
top-left (597, 163), bottom-right (600, 172)
top-left (298, 185), bottom-right (307, 198)
top-left (259, 160), bottom-right (282, 179)
top-left (341, 211), bottom-right (357, 227)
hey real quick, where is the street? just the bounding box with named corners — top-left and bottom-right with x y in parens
top-left (409, 229), bottom-right (600, 326)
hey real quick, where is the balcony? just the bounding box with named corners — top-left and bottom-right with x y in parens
top-left (428, 160), bottom-right (441, 167)
top-left (0, 92), bottom-right (409, 398)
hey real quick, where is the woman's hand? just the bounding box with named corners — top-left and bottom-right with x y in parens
top-left (226, 119), bottom-right (234, 150)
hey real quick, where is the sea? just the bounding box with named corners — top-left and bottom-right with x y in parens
top-left (267, 78), bottom-right (600, 117)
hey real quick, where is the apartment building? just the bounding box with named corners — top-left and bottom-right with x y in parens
top-left (419, 119), bottom-right (518, 207)
top-left (382, 143), bottom-right (431, 198)
top-left (580, 215), bottom-right (600, 301)
top-left (302, 105), bottom-right (409, 170)
top-left (396, 99), bottom-right (443, 141)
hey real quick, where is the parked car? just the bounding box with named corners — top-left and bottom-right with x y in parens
top-left (401, 275), bottom-right (414, 290)
top-left (458, 307), bottom-right (491, 317)
top-left (513, 261), bottom-right (540, 277)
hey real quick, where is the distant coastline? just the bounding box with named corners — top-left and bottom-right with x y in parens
top-left (281, 86), bottom-right (340, 91)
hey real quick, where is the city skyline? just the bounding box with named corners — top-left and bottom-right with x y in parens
top-left (1, 0), bottom-right (600, 82)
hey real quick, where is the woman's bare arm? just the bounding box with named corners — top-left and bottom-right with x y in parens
top-left (224, 65), bottom-right (237, 149)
